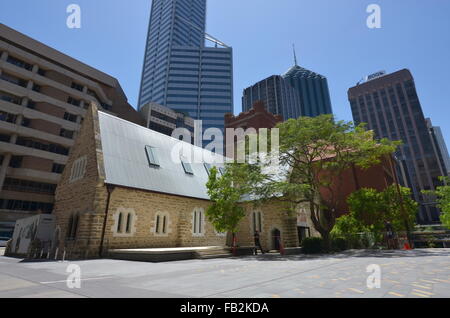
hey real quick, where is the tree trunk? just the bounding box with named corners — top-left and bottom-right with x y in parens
top-left (321, 231), bottom-right (331, 252)
top-left (231, 232), bottom-right (237, 256)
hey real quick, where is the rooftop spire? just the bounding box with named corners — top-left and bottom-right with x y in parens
top-left (293, 44), bottom-right (298, 66)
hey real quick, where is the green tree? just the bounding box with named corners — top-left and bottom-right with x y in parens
top-left (345, 186), bottom-right (418, 234)
top-left (426, 177), bottom-right (450, 229)
top-left (205, 163), bottom-right (262, 247)
top-left (381, 185), bottom-right (418, 232)
top-left (253, 115), bottom-right (399, 251)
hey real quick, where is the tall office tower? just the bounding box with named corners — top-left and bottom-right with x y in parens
top-left (427, 118), bottom-right (450, 175)
top-left (242, 59), bottom-right (333, 120)
top-left (138, 0), bottom-right (233, 136)
top-left (242, 75), bottom-right (301, 121)
top-left (348, 69), bottom-right (448, 224)
top-left (0, 24), bottom-right (145, 237)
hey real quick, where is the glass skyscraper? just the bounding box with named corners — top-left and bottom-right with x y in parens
top-left (348, 69), bottom-right (448, 224)
top-left (282, 65), bottom-right (333, 117)
top-left (242, 63), bottom-right (333, 120)
top-left (138, 0), bottom-right (233, 135)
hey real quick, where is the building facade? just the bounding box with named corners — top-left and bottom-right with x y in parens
top-left (48, 105), bottom-right (310, 259)
top-left (0, 23), bottom-right (145, 237)
top-left (225, 100), bottom-right (283, 131)
top-left (242, 64), bottom-right (333, 120)
top-left (427, 119), bottom-right (450, 175)
top-left (138, 0), bottom-right (233, 136)
top-left (140, 102), bottom-right (194, 137)
top-left (242, 75), bottom-right (302, 120)
top-left (348, 69), bottom-right (448, 224)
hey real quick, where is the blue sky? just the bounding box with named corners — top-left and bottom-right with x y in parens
top-left (1, 0), bottom-right (449, 147)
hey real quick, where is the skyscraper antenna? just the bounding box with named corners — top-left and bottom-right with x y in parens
top-left (293, 44), bottom-right (298, 66)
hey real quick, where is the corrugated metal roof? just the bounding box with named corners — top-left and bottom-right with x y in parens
top-left (98, 111), bottom-right (225, 200)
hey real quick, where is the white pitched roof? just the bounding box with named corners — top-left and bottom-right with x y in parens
top-left (98, 111), bottom-right (225, 200)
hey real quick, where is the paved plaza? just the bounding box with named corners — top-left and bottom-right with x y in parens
top-left (0, 248), bottom-right (449, 298)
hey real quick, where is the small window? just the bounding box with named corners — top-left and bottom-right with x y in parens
top-left (52, 163), bottom-right (65, 174)
top-left (66, 214), bottom-right (79, 240)
top-left (126, 214), bottom-right (132, 233)
top-left (162, 216), bottom-right (167, 234)
top-left (155, 214), bottom-right (169, 235)
top-left (156, 215), bottom-right (160, 233)
top-left (145, 146), bottom-right (160, 167)
top-left (204, 163), bottom-right (212, 175)
top-left (117, 213), bottom-right (123, 233)
top-left (192, 209), bottom-right (204, 236)
top-left (71, 82), bottom-right (84, 92)
top-left (69, 156), bottom-right (87, 183)
top-left (181, 159), bottom-right (194, 175)
top-left (115, 210), bottom-right (135, 235)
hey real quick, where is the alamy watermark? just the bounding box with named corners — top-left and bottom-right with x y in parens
top-left (170, 122), bottom-right (280, 167)
top-left (66, 4), bottom-right (81, 29)
top-left (366, 264), bottom-right (381, 289)
top-left (66, 264), bottom-right (81, 289)
top-left (367, 4), bottom-right (381, 29)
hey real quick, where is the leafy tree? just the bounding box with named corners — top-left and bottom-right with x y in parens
top-left (381, 185), bottom-right (418, 232)
top-left (332, 213), bottom-right (370, 236)
top-left (345, 185), bottom-right (418, 233)
top-left (425, 177), bottom-right (450, 229)
top-left (205, 163), bottom-right (261, 248)
top-left (346, 188), bottom-right (383, 230)
top-left (253, 114), bottom-right (399, 251)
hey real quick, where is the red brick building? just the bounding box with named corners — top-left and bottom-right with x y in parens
top-left (225, 100), bottom-right (283, 131)
top-left (319, 155), bottom-right (398, 216)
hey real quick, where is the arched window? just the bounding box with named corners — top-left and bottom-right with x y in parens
top-left (156, 215), bottom-right (160, 233)
top-left (72, 214), bottom-right (79, 238)
top-left (113, 209), bottom-right (136, 236)
top-left (126, 213), bottom-right (132, 233)
top-left (66, 214), bottom-right (79, 240)
top-left (66, 215), bottom-right (73, 239)
top-left (192, 209), bottom-right (204, 235)
top-left (162, 216), bottom-right (167, 234)
top-left (117, 212), bottom-right (123, 233)
top-left (155, 213), bottom-right (169, 235)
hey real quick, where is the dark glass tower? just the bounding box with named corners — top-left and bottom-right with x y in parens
top-left (348, 69), bottom-right (448, 224)
top-left (138, 0), bottom-right (233, 135)
top-left (242, 75), bottom-right (302, 120)
top-left (242, 61), bottom-right (333, 120)
top-left (282, 65), bottom-right (333, 117)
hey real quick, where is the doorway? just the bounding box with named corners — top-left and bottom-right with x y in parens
top-left (297, 226), bottom-right (311, 245)
top-left (271, 228), bottom-right (281, 251)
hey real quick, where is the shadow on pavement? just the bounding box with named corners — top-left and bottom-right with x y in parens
top-left (234, 248), bottom-right (450, 262)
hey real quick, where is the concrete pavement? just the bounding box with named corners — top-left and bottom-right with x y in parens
top-left (0, 249), bottom-right (449, 298)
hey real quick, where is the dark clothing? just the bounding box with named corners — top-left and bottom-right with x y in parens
top-left (254, 232), bottom-right (264, 255)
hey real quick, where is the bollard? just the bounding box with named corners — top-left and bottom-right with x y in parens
top-left (54, 248), bottom-right (59, 260)
top-left (47, 248), bottom-right (50, 259)
top-left (40, 249), bottom-right (43, 259)
top-left (62, 249), bottom-right (66, 262)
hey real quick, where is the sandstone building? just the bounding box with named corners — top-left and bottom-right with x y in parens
top-left (52, 105), bottom-right (313, 259)
top-left (0, 24), bottom-right (145, 237)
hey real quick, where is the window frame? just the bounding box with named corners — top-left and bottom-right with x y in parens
top-left (145, 145), bottom-right (160, 167)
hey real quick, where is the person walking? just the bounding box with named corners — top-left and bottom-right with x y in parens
top-left (385, 221), bottom-right (396, 250)
top-left (254, 230), bottom-right (265, 255)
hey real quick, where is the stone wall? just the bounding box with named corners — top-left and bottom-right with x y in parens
top-left (53, 103), bottom-right (107, 258)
